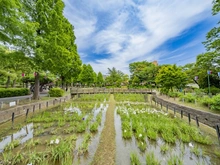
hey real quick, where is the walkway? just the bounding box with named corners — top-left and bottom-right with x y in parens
top-left (91, 94), bottom-right (116, 165)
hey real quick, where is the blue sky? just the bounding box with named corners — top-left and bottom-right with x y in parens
top-left (63, 0), bottom-right (218, 74)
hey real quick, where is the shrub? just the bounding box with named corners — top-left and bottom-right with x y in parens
top-left (167, 91), bottom-right (179, 98)
top-left (210, 94), bottom-right (220, 111)
top-left (200, 96), bottom-right (212, 106)
top-left (0, 88), bottom-right (29, 98)
top-left (179, 93), bottom-right (196, 103)
top-left (160, 88), bottom-right (169, 95)
top-left (48, 88), bottom-right (64, 97)
top-left (204, 86), bottom-right (220, 95)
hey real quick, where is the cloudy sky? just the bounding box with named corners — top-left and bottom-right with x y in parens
top-left (63, 0), bottom-right (218, 74)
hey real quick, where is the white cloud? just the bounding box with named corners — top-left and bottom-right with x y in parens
top-left (64, 0), bottom-right (212, 74)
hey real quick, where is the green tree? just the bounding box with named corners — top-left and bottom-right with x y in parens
top-left (93, 72), bottom-right (97, 87)
top-left (97, 72), bottom-right (104, 87)
top-left (203, 0), bottom-right (220, 52)
top-left (129, 61), bottom-right (158, 87)
top-left (78, 64), bottom-right (95, 86)
top-left (105, 67), bottom-right (124, 87)
top-left (0, 0), bottom-right (37, 49)
top-left (194, 52), bottom-right (220, 88)
top-left (0, 46), bottom-right (32, 88)
top-left (132, 76), bottom-right (140, 86)
top-left (156, 65), bottom-right (188, 92)
top-left (21, 0), bottom-right (81, 99)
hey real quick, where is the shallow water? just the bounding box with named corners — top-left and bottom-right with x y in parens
top-left (114, 104), bottom-right (220, 165)
top-left (0, 102), bottom-right (108, 165)
top-left (73, 104), bottom-right (108, 165)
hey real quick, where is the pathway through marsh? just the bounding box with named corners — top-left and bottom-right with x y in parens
top-left (91, 94), bottom-right (116, 165)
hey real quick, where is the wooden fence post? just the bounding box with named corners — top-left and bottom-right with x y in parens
top-left (196, 116), bottom-right (199, 127)
top-left (188, 113), bottom-right (191, 124)
top-left (216, 124), bottom-right (220, 142)
top-left (12, 112), bottom-right (15, 129)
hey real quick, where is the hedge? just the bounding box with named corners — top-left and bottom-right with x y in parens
top-left (0, 88), bottom-right (30, 98)
top-left (48, 88), bottom-right (64, 97)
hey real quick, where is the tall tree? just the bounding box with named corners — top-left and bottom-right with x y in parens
top-left (156, 65), bottom-right (188, 92)
top-left (78, 64), bottom-right (95, 86)
top-left (129, 61), bottom-right (159, 87)
top-left (203, 0), bottom-right (220, 52)
top-left (21, 0), bottom-right (81, 99)
top-left (105, 67), bottom-right (124, 87)
top-left (97, 72), bottom-right (104, 87)
top-left (0, 0), bottom-right (37, 49)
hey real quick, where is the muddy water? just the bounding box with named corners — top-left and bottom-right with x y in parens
top-left (0, 102), bottom-right (109, 165)
top-left (115, 106), bottom-right (220, 165)
top-left (73, 104), bottom-right (108, 165)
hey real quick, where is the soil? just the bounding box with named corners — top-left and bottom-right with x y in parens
top-left (91, 94), bottom-right (116, 165)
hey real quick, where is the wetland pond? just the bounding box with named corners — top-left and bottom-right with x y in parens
top-left (0, 93), bottom-right (220, 165)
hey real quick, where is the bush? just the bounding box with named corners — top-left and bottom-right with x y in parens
top-left (48, 88), bottom-right (64, 97)
top-left (200, 96), bottom-right (212, 106)
top-left (179, 93), bottom-right (196, 103)
top-left (204, 86), bottom-right (220, 95)
top-left (0, 88), bottom-right (29, 98)
top-left (210, 94), bottom-right (220, 111)
top-left (167, 91), bottom-right (179, 98)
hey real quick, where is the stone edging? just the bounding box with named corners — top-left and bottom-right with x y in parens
top-left (151, 93), bottom-right (220, 128)
top-left (0, 95), bottom-right (71, 124)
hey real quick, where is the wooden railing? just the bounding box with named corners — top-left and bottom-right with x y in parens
top-left (70, 88), bottom-right (153, 95)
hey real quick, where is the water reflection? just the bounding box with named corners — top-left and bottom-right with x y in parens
top-left (0, 123), bottom-right (33, 152)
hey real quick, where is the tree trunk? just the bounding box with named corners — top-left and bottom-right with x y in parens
top-left (65, 83), bottom-right (68, 91)
top-left (12, 79), bottom-right (16, 87)
top-left (6, 76), bottom-right (10, 88)
top-left (61, 76), bottom-right (65, 89)
top-left (33, 72), bottom-right (40, 100)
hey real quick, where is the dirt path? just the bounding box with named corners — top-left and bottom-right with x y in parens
top-left (91, 94), bottom-right (116, 165)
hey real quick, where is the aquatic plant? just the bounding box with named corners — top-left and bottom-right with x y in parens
top-left (15, 123), bottom-right (23, 130)
top-left (191, 133), bottom-right (212, 145)
top-left (180, 133), bottom-right (190, 143)
top-left (50, 140), bottom-right (72, 163)
top-left (90, 122), bottom-right (99, 132)
top-left (25, 151), bottom-right (46, 165)
top-left (146, 152), bottom-right (160, 165)
top-left (161, 131), bottom-right (176, 144)
top-left (4, 139), bottom-right (20, 151)
top-left (190, 145), bottom-right (203, 157)
top-left (50, 128), bottom-right (59, 135)
top-left (58, 120), bottom-right (65, 127)
top-left (122, 129), bottom-right (132, 139)
top-left (146, 128), bottom-right (158, 140)
top-left (76, 122), bottom-right (86, 133)
top-left (214, 149), bottom-right (220, 158)
top-left (130, 152), bottom-right (141, 165)
top-left (78, 133), bottom-right (91, 155)
top-left (160, 144), bottom-right (170, 153)
top-left (96, 112), bottom-right (102, 125)
top-left (25, 139), bottom-right (40, 149)
top-left (43, 123), bottom-right (54, 129)
top-left (2, 152), bottom-right (13, 164)
top-left (137, 140), bottom-right (147, 152)
top-left (63, 127), bottom-right (74, 134)
top-left (65, 134), bottom-right (77, 142)
top-left (34, 129), bottom-right (44, 136)
top-left (167, 155), bottom-right (183, 165)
